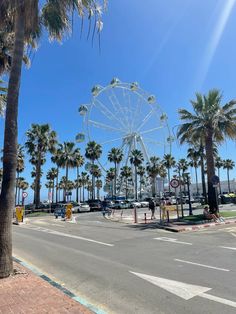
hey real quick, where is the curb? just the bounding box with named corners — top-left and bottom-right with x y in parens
top-left (13, 257), bottom-right (107, 314)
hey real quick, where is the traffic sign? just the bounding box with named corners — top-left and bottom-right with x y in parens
top-left (170, 179), bottom-right (179, 188)
top-left (22, 192), bottom-right (28, 199)
top-left (211, 175), bottom-right (219, 185)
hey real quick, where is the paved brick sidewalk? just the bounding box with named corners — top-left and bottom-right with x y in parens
top-left (0, 262), bottom-right (93, 314)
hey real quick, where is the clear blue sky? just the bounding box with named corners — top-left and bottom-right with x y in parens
top-left (1, 0), bottom-right (236, 202)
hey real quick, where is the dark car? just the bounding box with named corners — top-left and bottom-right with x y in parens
top-left (87, 199), bottom-right (102, 211)
top-left (54, 204), bottom-right (66, 218)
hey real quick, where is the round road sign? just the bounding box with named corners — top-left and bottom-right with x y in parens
top-left (22, 192), bottom-right (28, 199)
top-left (170, 178), bottom-right (179, 188)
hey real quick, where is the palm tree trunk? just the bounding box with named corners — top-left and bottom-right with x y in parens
top-left (17, 186), bottom-right (21, 205)
top-left (15, 171), bottom-right (19, 205)
top-left (139, 176), bottom-right (142, 200)
top-left (64, 165), bottom-right (68, 202)
top-left (0, 4), bottom-right (25, 278)
top-left (205, 133), bottom-right (217, 211)
top-left (35, 154), bottom-right (41, 208)
top-left (76, 166), bottom-right (79, 203)
top-left (83, 185), bottom-right (85, 202)
top-left (195, 167), bottom-right (199, 195)
top-left (168, 168), bottom-right (171, 194)
top-left (227, 169), bottom-right (230, 193)
top-left (218, 168), bottom-right (222, 194)
top-left (114, 162), bottom-right (117, 200)
top-left (200, 154), bottom-right (207, 203)
top-left (52, 179), bottom-right (55, 203)
top-left (56, 166), bottom-right (59, 203)
top-left (135, 166), bottom-right (138, 200)
top-left (126, 179), bottom-right (128, 200)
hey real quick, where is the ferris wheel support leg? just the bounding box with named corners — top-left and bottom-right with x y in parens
top-left (138, 136), bottom-right (150, 162)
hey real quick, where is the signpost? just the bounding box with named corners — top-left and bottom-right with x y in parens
top-left (170, 179), bottom-right (180, 218)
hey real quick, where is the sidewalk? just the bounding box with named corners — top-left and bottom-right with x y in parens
top-left (107, 207), bottom-right (236, 232)
top-left (0, 261), bottom-right (93, 314)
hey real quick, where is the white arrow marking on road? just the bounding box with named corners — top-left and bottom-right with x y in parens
top-left (130, 272), bottom-right (236, 308)
top-left (154, 237), bottom-right (192, 245)
top-left (220, 246), bottom-right (236, 251)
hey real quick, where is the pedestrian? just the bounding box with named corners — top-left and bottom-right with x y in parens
top-left (149, 199), bottom-right (156, 220)
top-left (102, 198), bottom-right (107, 217)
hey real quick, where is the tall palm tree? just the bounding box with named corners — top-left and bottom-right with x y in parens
top-left (85, 141), bottom-right (102, 200)
top-left (215, 156), bottom-right (224, 194)
top-left (130, 150), bottom-right (144, 200)
top-left (46, 168), bottom-right (58, 203)
top-left (74, 153), bottom-right (84, 203)
top-left (81, 172), bottom-right (89, 202)
top-left (223, 159), bottom-right (235, 193)
top-left (163, 154), bottom-right (176, 193)
top-left (15, 145), bottom-right (25, 205)
top-left (51, 148), bottom-right (63, 203)
top-left (146, 156), bottom-right (161, 197)
top-left (95, 179), bottom-right (103, 199)
top-left (137, 166), bottom-right (145, 200)
top-left (0, 1), bottom-right (105, 278)
top-left (108, 148), bottom-right (123, 199)
top-left (106, 168), bottom-right (115, 199)
top-left (187, 148), bottom-right (200, 196)
top-left (176, 159), bottom-right (189, 193)
top-left (177, 89), bottom-right (236, 210)
top-left (25, 124), bottom-right (57, 208)
top-left (57, 142), bottom-right (79, 202)
top-left (120, 166), bottom-right (132, 200)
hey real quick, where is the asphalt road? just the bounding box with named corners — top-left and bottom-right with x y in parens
top-left (13, 211), bottom-right (236, 314)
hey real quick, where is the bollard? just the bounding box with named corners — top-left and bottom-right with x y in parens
top-left (144, 213), bottom-right (147, 224)
top-left (134, 207), bottom-right (138, 223)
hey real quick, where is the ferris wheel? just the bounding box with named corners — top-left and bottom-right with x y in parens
top-left (77, 78), bottom-right (172, 172)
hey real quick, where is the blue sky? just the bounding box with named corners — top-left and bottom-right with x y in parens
top-left (1, 0), bottom-right (236, 202)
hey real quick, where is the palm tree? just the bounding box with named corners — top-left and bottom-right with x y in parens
top-left (81, 172), bottom-right (89, 202)
top-left (163, 154), bottom-right (176, 193)
top-left (0, 1), bottom-right (105, 278)
top-left (106, 168), bottom-right (116, 199)
top-left (85, 141), bottom-right (102, 200)
top-left (51, 148), bottom-right (63, 203)
top-left (177, 89), bottom-right (236, 211)
top-left (74, 153), bottom-right (84, 203)
top-left (0, 168), bottom-right (3, 192)
top-left (137, 166), bottom-right (145, 200)
top-left (15, 145), bottom-right (25, 205)
top-left (223, 159), bottom-right (235, 193)
top-left (215, 156), bottom-right (224, 194)
top-left (25, 124), bottom-right (57, 208)
top-left (57, 142), bottom-right (79, 202)
top-left (176, 159), bottom-right (189, 193)
top-left (108, 148), bottom-right (123, 199)
top-left (187, 148), bottom-right (200, 196)
top-left (159, 163), bottom-right (167, 192)
top-left (45, 181), bottom-right (54, 203)
top-left (120, 166), bottom-right (132, 200)
top-left (46, 168), bottom-right (58, 203)
top-left (95, 179), bottom-right (103, 199)
top-left (130, 150), bottom-right (144, 200)
top-left (146, 156), bottom-right (161, 197)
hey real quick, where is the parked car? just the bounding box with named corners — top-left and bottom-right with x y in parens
top-left (87, 199), bottom-right (102, 211)
top-left (111, 200), bottom-right (128, 210)
top-left (78, 202), bottom-right (90, 212)
top-left (130, 201), bottom-right (142, 208)
top-left (140, 201), bottom-right (149, 208)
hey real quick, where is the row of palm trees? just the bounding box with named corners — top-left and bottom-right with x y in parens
top-left (2, 128), bottom-right (235, 208)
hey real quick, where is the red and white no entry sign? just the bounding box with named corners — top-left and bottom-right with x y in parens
top-left (170, 179), bottom-right (179, 188)
top-left (22, 192), bottom-right (28, 199)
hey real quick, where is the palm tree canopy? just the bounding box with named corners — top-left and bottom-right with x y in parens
top-left (106, 168), bottom-right (115, 181)
top-left (177, 89), bottom-right (236, 144)
top-left (163, 154), bottom-right (175, 169)
top-left (215, 156), bottom-right (224, 169)
top-left (108, 148), bottom-right (123, 164)
top-left (120, 166), bottom-right (132, 179)
top-left (130, 149), bottom-right (144, 167)
top-left (146, 156), bottom-right (161, 178)
top-left (223, 159), bottom-right (235, 170)
top-left (85, 141), bottom-right (102, 162)
top-left (58, 142), bottom-right (80, 169)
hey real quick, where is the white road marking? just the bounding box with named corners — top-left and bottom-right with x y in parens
top-left (154, 237), bottom-right (192, 245)
top-left (174, 259), bottom-right (230, 272)
top-left (220, 246), bottom-right (236, 251)
top-left (130, 271), bottom-right (236, 308)
top-left (19, 225), bottom-right (114, 247)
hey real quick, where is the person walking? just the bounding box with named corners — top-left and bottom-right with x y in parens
top-left (149, 198), bottom-right (156, 220)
